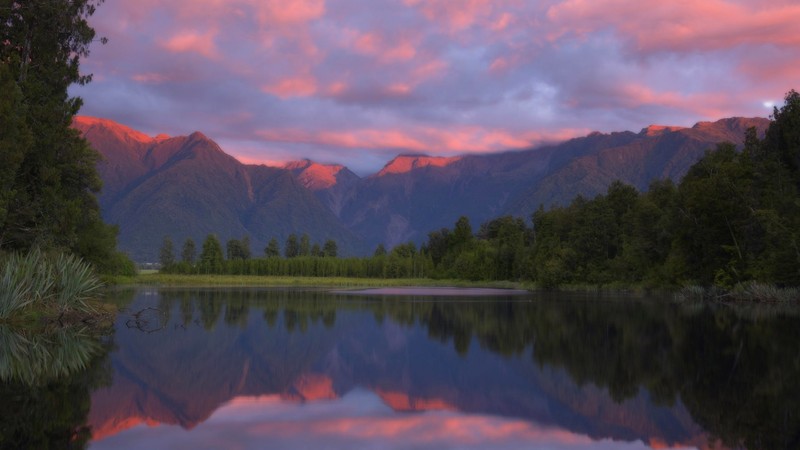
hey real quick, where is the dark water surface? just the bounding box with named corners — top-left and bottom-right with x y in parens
top-left (2, 288), bottom-right (799, 449)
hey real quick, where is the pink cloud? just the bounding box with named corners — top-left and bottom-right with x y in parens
top-left (254, 0), bottom-right (326, 25)
top-left (76, 0), bottom-right (798, 175)
top-left (162, 29), bottom-right (219, 59)
top-left (346, 30), bottom-right (418, 63)
top-left (262, 75), bottom-right (318, 98)
top-left (131, 73), bottom-right (169, 84)
top-left (256, 125), bottom-right (575, 155)
top-left (546, 0), bottom-right (800, 53)
top-left (410, 58), bottom-right (448, 83)
top-left (204, 393), bottom-right (607, 448)
top-left (403, 0), bottom-right (519, 32)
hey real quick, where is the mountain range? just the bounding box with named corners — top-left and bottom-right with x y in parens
top-left (74, 115), bottom-right (769, 261)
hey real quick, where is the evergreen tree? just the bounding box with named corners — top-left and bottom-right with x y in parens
top-left (452, 216), bottom-right (473, 248)
top-left (374, 244), bottom-right (387, 257)
top-left (226, 236), bottom-right (251, 260)
top-left (264, 238), bottom-right (280, 257)
top-left (323, 239), bottom-right (338, 257)
top-left (198, 234), bottom-right (224, 273)
top-left (159, 236), bottom-right (175, 267)
top-left (0, 0), bottom-right (120, 268)
top-left (284, 234), bottom-right (299, 258)
top-left (181, 238), bottom-right (196, 264)
top-left (423, 228), bottom-right (450, 265)
top-left (299, 233), bottom-right (310, 256)
top-left (311, 243), bottom-right (321, 257)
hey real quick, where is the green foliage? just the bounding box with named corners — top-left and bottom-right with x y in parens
top-left (198, 235), bottom-right (224, 274)
top-left (323, 239), bottom-right (338, 257)
top-left (299, 233), bottom-right (310, 256)
top-left (51, 252), bottom-right (103, 313)
top-left (284, 234), bottom-right (299, 258)
top-left (264, 238), bottom-right (280, 257)
top-left (373, 243), bottom-right (387, 257)
top-left (0, 0), bottom-right (121, 267)
top-left (0, 250), bottom-right (103, 319)
top-left (181, 238), bottom-right (197, 264)
top-left (159, 236), bottom-right (175, 268)
top-left (226, 236), bottom-right (251, 260)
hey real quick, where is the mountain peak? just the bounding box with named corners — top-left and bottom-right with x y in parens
top-left (284, 159), bottom-right (313, 171)
top-left (692, 116), bottom-right (765, 131)
top-left (377, 154), bottom-right (461, 176)
top-left (73, 116), bottom-right (154, 144)
top-left (187, 131), bottom-right (211, 142)
top-left (285, 159), bottom-right (353, 191)
top-left (640, 125), bottom-right (687, 137)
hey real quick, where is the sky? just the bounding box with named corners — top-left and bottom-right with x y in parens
top-left (72, 0), bottom-right (800, 175)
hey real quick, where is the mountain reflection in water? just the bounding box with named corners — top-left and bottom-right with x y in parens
top-left (45, 288), bottom-right (799, 449)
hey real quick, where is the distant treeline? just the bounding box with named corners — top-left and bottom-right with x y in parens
top-left (162, 90), bottom-right (800, 288)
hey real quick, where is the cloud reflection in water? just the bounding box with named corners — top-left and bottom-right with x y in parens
top-left (91, 389), bottom-right (674, 450)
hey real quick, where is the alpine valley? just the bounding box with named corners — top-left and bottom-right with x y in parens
top-left (74, 116), bottom-right (769, 262)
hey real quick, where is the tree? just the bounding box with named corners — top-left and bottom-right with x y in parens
top-left (285, 234), bottom-right (299, 258)
top-left (0, 63), bottom-right (31, 231)
top-left (0, 1), bottom-right (119, 269)
top-left (226, 236), bottom-right (251, 260)
top-left (423, 228), bottom-right (450, 265)
top-left (264, 238), bottom-right (280, 257)
top-left (181, 238), bottom-right (196, 264)
top-left (674, 143), bottom-right (755, 285)
top-left (198, 234), bottom-right (224, 273)
top-left (452, 216), bottom-right (473, 248)
top-left (299, 233), bottom-right (310, 256)
top-left (391, 242), bottom-right (417, 258)
top-left (159, 236), bottom-right (175, 267)
top-left (311, 243), bottom-right (321, 257)
top-left (323, 239), bottom-right (338, 257)
top-left (763, 89), bottom-right (800, 182)
top-left (374, 244), bottom-right (387, 257)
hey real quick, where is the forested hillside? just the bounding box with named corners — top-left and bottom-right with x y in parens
top-left (162, 91), bottom-right (800, 291)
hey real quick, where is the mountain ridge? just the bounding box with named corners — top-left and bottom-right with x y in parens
top-left (75, 115), bottom-right (769, 260)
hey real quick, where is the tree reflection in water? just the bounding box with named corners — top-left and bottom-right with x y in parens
top-left (103, 289), bottom-right (800, 449)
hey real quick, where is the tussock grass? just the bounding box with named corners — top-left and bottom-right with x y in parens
top-left (0, 250), bottom-right (104, 320)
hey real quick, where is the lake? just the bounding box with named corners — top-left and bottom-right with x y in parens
top-left (2, 287), bottom-right (798, 449)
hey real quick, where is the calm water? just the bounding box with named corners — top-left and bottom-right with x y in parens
top-left (2, 288), bottom-right (799, 449)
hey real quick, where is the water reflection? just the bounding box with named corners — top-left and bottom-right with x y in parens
top-left (82, 289), bottom-right (800, 449)
top-left (0, 325), bottom-right (112, 449)
top-left (0, 325), bottom-right (105, 385)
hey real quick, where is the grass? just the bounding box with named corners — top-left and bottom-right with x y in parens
top-left (0, 250), bottom-right (104, 321)
top-left (108, 272), bottom-right (530, 289)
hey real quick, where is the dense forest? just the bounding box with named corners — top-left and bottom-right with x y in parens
top-left (0, 0), bottom-right (133, 275)
top-left (163, 91), bottom-right (800, 291)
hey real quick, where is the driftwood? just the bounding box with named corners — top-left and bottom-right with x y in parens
top-left (125, 307), bottom-right (167, 333)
